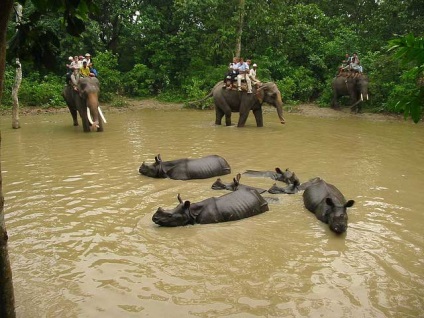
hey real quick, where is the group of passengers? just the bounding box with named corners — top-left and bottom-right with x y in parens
top-left (223, 57), bottom-right (260, 93)
top-left (65, 53), bottom-right (98, 90)
top-left (338, 52), bottom-right (363, 76)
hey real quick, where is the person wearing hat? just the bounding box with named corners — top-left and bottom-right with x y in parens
top-left (249, 63), bottom-right (261, 87)
top-left (85, 53), bottom-right (92, 67)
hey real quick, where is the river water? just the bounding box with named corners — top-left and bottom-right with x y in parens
top-left (1, 106), bottom-right (423, 317)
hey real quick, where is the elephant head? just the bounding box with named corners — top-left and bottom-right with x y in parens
top-left (257, 83), bottom-right (285, 124)
top-left (356, 75), bottom-right (369, 102)
top-left (77, 77), bottom-right (106, 132)
top-left (349, 75), bottom-right (369, 113)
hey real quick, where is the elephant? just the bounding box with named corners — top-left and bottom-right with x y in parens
top-left (302, 177), bottom-right (355, 234)
top-left (139, 154), bottom-right (231, 180)
top-left (189, 81), bottom-right (285, 127)
top-left (211, 173), bottom-right (267, 194)
top-left (331, 74), bottom-right (369, 113)
top-left (62, 77), bottom-right (107, 132)
top-left (152, 189), bottom-right (269, 227)
top-left (243, 168), bottom-right (300, 185)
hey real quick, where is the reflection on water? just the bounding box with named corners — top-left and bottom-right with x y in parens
top-left (1, 108), bottom-right (423, 317)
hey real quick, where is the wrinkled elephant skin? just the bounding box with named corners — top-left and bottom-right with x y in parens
top-left (152, 189), bottom-right (269, 227)
top-left (209, 81), bottom-right (285, 127)
top-left (302, 178), bottom-right (355, 234)
top-left (62, 77), bottom-right (104, 132)
top-left (331, 75), bottom-right (369, 113)
top-left (139, 154), bottom-right (231, 180)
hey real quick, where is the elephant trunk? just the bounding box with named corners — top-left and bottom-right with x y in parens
top-left (276, 93), bottom-right (285, 124)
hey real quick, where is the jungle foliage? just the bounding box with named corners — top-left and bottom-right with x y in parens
top-left (2, 0), bottom-right (424, 121)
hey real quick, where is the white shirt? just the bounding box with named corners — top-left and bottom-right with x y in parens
top-left (249, 68), bottom-right (257, 80)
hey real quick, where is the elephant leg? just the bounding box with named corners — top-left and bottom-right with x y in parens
top-left (63, 89), bottom-right (79, 126)
top-left (331, 92), bottom-right (340, 109)
top-left (78, 108), bottom-right (91, 132)
top-left (68, 106), bottom-right (79, 126)
top-left (252, 108), bottom-right (263, 127)
top-left (96, 120), bottom-right (104, 132)
top-left (215, 107), bottom-right (224, 125)
top-left (237, 109), bottom-right (250, 127)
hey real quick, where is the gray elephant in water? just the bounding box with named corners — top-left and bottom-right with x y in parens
top-left (331, 74), bottom-right (369, 113)
top-left (189, 81), bottom-right (285, 127)
top-left (62, 77), bottom-right (107, 132)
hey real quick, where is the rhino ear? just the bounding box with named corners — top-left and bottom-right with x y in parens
top-left (275, 167), bottom-right (283, 174)
top-left (177, 193), bottom-right (183, 204)
top-left (345, 200), bottom-right (355, 208)
top-left (326, 197), bottom-right (335, 207)
top-left (236, 173), bottom-right (241, 182)
top-left (183, 201), bottom-right (191, 209)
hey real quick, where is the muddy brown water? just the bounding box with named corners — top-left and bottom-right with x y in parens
top-left (1, 106), bottom-right (423, 317)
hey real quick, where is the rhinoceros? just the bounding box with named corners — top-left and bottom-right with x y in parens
top-left (139, 154), bottom-right (231, 180)
top-left (302, 178), bottom-right (355, 234)
top-left (152, 189), bottom-right (269, 227)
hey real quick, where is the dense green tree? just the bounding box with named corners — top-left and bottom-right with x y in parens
top-left (388, 34), bottom-right (424, 123)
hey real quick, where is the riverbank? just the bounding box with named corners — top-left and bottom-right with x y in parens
top-left (1, 98), bottom-right (412, 123)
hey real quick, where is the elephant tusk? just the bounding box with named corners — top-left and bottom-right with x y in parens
top-left (361, 93), bottom-right (363, 101)
top-left (366, 94), bottom-right (369, 100)
top-left (98, 106), bottom-right (107, 123)
top-left (87, 107), bottom-right (94, 125)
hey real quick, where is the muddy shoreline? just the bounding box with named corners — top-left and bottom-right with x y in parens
top-left (1, 98), bottom-right (412, 123)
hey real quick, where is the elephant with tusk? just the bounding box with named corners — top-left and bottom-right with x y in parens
top-left (331, 74), bottom-right (369, 113)
top-left (188, 81), bottom-right (285, 127)
top-left (62, 77), bottom-right (106, 132)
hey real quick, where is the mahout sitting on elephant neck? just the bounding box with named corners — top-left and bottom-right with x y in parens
top-left (302, 178), bottom-right (355, 234)
top-left (211, 173), bottom-right (267, 194)
top-left (152, 189), bottom-right (269, 227)
top-left (139, 154), bottom-right (231, 180)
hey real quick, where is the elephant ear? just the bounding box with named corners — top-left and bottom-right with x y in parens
top-left (256, 86), bottom-right (265, 104)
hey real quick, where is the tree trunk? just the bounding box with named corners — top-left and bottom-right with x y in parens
top-left (12, 4), bottom-right (23, 130)
top-left (12, 59), bottom-right (22, 130)
top-left (0, 1), bottom-right (17, 317)
top-left (235, 0), bottom-right (245, 58)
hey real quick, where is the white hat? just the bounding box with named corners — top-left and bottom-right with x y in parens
top-left (82, 59), bottom-right (87, 63)
top-left (68, 56), bottom-right (73, 61)
top-left (253, 63), bottom-right (257, 67)
top-left (85, 53), bottom-right (91, 57)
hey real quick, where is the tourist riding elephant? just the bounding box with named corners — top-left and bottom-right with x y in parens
top-left (189, 81), bottom-right (285, 127)
top-left (331, 74), bottom-right (369, 113)
top-left (62, 77), bottom-right (107, 132)
top-left (152, 189), bottom-right (269, 227)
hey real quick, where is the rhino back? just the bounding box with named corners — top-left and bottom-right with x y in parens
top-left (185, 155), bottom-right (231, 179)
top-left (303, 180), bottom-right (347, 213)
top-left (196, 189), bottom-right (268, 224)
